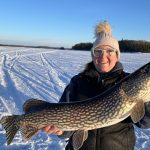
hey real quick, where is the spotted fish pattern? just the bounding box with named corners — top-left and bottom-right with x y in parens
top-left (0, 62), bottom-right (150, 147)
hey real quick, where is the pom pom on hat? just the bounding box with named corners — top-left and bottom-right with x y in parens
top-left (95, 21), bottom-right (112, 37)
top-left (92, 21), bottom-right (120, 59)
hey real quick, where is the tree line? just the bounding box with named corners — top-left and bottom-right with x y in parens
top-left (72, 40), bottom-right (150, 53)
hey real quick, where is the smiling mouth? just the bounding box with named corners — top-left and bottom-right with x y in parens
top-left (101, 62), bottom-right (109, 65)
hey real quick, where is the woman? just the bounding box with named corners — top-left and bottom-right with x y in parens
top-left (43, 21), bottom-right (150, 150)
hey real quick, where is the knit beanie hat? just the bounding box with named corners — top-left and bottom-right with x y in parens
top-left (91, 21), bottom-right (120, 59)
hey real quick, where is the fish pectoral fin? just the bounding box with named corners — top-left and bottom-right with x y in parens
top-left (72, 130), bottom-right (88, 150)
top-left (20, 125), bottom-right (39, 140)
top-left (23, 99), bottom-right (50, 113)
top-left (130, 100), bottom-right (145, 123)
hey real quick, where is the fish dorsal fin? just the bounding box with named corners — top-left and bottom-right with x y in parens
top-left (130, 100), bottom-right (145, 123)
top-left (20, 125), bottom-right (39, 140)
top-left (72, 130), bottom-right (88, 150)
top-left (23, 99), bottom-right (50, 113)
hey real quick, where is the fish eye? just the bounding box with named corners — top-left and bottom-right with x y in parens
top-left (143, 66), bottom-right (150, 75)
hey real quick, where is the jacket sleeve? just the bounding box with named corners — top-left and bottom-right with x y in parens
top-left (59, 75), bottom-right (79, 103)
top-left (136, 102), bottom-right (150, 129)
top-left (58, 75), bottom-right (79, 139)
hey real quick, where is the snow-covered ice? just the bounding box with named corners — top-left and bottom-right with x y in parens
top-left (0, 46), bottom-right (150, 150)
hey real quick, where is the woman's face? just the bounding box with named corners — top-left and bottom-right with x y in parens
top-left (92, 45), bottom-right (118, 73)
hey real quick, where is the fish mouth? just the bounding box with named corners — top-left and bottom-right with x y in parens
top-left (147, 65), bottom-right (150, 75)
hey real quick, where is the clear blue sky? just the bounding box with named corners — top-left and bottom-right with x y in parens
top-left (0, 0), bottom-right (150, 48)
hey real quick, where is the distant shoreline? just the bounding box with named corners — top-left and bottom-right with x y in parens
top-left (0, 44), bottom-right (71, 50)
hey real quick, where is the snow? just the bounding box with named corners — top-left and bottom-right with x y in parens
top-left (0, 46), bottom-right (150, 150)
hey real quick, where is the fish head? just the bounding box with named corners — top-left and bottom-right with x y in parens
top-left (139, 62), bottom-right (150, 76)
top-left (123, 62), bottom-right (150, 102)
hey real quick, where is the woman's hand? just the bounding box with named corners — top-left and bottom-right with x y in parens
top-left (42, 125), bottom-right (64, 135)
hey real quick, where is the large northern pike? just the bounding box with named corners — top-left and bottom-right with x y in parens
top-left (0, 62), bottom-right (150, 149)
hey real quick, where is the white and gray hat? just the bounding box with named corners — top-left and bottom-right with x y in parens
top-left (91, 21), bottom-right (120, 59)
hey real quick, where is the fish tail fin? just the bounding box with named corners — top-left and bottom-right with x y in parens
top-left (0, 115), bottom-right (20, 145)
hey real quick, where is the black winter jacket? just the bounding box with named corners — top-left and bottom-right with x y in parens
top-left (59, 62), bottom-right (150, 150)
